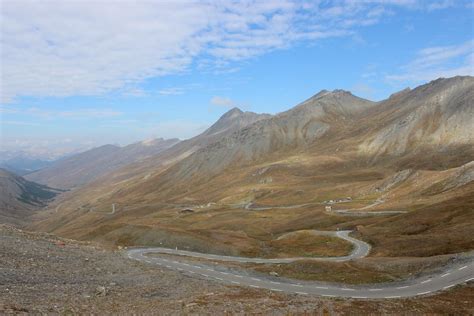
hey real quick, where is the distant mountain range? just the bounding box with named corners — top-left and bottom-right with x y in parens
top-left (0, 157), bottom-right (55, 176)
top-left (28, 76), bottom-right (474, 258)
top-left (25, 138), bottom-right (180, 189)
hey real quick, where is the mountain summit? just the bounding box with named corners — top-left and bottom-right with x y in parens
top-left (203, 108), bottom-right (271, 137)
top-left (32, 77), bottom-right (474, 259)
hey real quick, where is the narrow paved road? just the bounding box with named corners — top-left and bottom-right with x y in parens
top-left (127, 231), bottom-right (473, 299)
top-left (128, 231), bottom-right (370, 264)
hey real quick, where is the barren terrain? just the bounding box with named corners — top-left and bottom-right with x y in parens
top-left (1, 225), bottom-right (473, 314)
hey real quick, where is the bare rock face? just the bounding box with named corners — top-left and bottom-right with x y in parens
top-left (95, 286), bottom-right (107, 297)
top-left (359, 76), bottom-right (474, 157)
top-left (201, 107), bottom-right (271, 137)
top-left (164, 90), bottom-right (374, 181)
top-left (374, 169), bottom-right (413, 193)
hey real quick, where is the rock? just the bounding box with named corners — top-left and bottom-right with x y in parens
top-left (269, 271), bottom-right (279, 277)
top-left (186, 303), bottom-right (198, 308)
top-left (95, 286), bottom-right (107, 297)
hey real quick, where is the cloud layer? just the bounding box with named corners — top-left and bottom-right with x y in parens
top-left (387, 39), bottom-right (474, 82)
top-left (2, 0), bottom-right (444, 102)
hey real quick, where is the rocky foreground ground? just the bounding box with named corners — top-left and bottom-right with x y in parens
top-left (0, 224), bottom-right (472, 315)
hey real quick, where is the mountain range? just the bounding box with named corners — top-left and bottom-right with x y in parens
top-left (25, 138), bottom-right (180, 189)
top-left (25, 76), bottom-right (474, 258)
top-left (0, 168), bottom-right (60, 225)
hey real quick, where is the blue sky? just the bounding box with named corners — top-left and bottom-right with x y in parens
top-left (1, 0), bottom-right (473, 158)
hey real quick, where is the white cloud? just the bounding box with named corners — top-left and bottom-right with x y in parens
top-left (210, 96), bottom-right (238, 108)
top-left (158, 87), bottom-right (185, 96)
top-left (386, 40), bottom-right (474, 82)
top-left (0, 106), bottom-right (123, 119)
top-left (1, 0), bottom-right (427, 102)
top-left (0, 138), bottom-right (94, 160)
top-left (144, 119), bottom-right (209, 140)
top-left (352, 83), bottom-right (376, 99)
top-left (1, 120), bottom-right (42, 126)
top-left (427, 0), bottom-right (454, 11)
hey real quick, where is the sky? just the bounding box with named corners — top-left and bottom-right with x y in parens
top-left (1, 0), bottom-right (473, 158)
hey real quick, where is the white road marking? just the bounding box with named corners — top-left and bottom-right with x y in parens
top-left (315, 286), bottom-right (328, 289)
top-left (201, 274), bottom-right (209, 277)
top-left (127, 233), bottom-right (472, 300)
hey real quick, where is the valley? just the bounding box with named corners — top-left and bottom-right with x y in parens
top-left (1, 76), bottom-right (473, 314)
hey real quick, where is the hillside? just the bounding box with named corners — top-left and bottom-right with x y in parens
top-left (0, 156), bottom-right (54, 176)
top-left (30, 76), bottom-right (474, 261)
top-left (95, 107), bottom-right (272, 186)
top-left (25, 138), bottom-right (180, 189)
top-left (0, 169), bottom-right (60, 225)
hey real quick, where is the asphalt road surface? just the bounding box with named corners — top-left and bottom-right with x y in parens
top-left (127, 231), bottom-right (474, 299)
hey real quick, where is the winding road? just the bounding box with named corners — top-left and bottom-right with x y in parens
top-left (126, 230), bottom-right (474, 299)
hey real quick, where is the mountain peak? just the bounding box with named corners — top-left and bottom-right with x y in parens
top-left (202, 107), bottom-right (269, 137)
top-left (221, 107), bottom-right (244, 119)
top-left (331, 89), bottom-right (352, 95)
top-left (311, 89), bottom-right (355, 100)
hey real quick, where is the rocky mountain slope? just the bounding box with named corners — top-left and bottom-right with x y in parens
top-left (25, 138), bottom-right (180, 189)
top-left (32, 107), bottom-right (271, 212)
top-left (30, 76), bottom-right (474, 261)
top-left (97, 107), bottom-right (272, 185)
top-left (0, 169), bottom-right (60, 225)
top-left (358, 76), bottom-right (473, 158)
